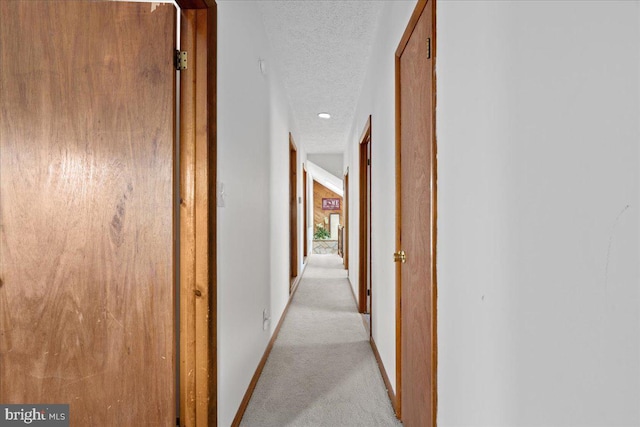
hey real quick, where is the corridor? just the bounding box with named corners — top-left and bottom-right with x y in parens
top-left (240, 255), bottom-right (400, 427)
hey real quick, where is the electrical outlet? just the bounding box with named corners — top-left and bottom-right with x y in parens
top-left (262, 309), bottom-right (271, 331)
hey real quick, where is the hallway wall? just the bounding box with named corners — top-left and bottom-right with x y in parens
top-left (345, 0), bottom-right (417, 396)
top-left (347, 1), bottom-right (639, 425)
top-left (217, 2), bottom-right (302, 425)
top-left (307, 153), bottom-right (344, 179)
top-left (437, 2), bottom-right (639, 426)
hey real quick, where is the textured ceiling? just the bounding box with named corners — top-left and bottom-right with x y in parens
top-left (258, 1), bottom-right (384, 154)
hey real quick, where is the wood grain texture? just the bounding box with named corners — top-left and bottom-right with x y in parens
top-left (205, 4), bottom-right (218, 425)
top-left (312, 181), bottom-right (343, 231)
top-left (194, 9), bottom-right (212, 427)
top-left (0, 2), bottom-right (175, 425)
top-left (396, 0), bottom-right (437, 426)
top-left (180, 6), bottom-right (217, 426)
top-left (396, 0), bottom-right (428, 58)
top-left (180, 10), bottom-right (198, 427)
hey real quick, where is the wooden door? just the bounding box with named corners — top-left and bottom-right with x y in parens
top-left (395, 0), bottom-right (437, 425)
top-left (289, 135), bottom-right (298, 287)
top-left (0, 2), bottom-right (176, 425)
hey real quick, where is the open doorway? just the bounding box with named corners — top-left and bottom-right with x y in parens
top-left (311, 180), bottom-right (343, 255)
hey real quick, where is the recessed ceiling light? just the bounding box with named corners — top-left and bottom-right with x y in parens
top-left (318, 112), bottom-right (331, 119)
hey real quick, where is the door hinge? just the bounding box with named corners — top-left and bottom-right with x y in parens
top-left (427, 38), bottom-right (431, 59)
top-left (367, 159), bottom-right (371, 166)
top-left (175, 50), bottom-right (187, 71)
top-left (394, 250), bottom-right (407, 263)
top-left (367, 289), bottom-right (371, 296)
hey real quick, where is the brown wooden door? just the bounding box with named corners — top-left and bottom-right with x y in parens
top-left (396, 1), bottom-right (436, 426)
top-left (0, 2), bottom-right (176, 425)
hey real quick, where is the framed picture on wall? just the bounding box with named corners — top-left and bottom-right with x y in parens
top-left (322, 198), bottom-right (340, 210)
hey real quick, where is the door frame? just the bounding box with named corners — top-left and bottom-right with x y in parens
top-left (177, 1), bottom-right (217, 426)
top-left (358, 116), bottom-right (372, 317)
top-left (395, 0), bottom-right (437, 423)
top-left (303, 166), bottom-right (308, 260)
top-left (344, 169), bottom-right (349, 270)
top-left (289, 134), bottom-right (299, 288)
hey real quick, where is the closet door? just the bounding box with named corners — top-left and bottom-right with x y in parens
top-left (0, 2), bottom-right (176, 425)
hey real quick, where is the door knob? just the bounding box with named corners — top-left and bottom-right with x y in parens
top-left (393, 250), bottom-right (406, 263)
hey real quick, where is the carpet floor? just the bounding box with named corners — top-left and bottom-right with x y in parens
top-left (240, 254), bottom-right (401, 427)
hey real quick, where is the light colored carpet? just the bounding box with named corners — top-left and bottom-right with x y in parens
top-left (240, 254), bottom-right (401, 427)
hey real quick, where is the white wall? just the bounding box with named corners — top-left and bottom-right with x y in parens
top-left (437, 2), bottom-right (639, 426)
top-left (268, 40), bottom-right (303, 338)
top-left (217, 2), bottom-right (301, 425)
top-left (346, 0), bottom-right (417, 395)
top-left (307, 153), bottom-right (344, 179)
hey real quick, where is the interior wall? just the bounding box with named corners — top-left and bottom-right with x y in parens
top-left (217, 1), bottom-right (298, 425)
top-left (345, 0), bottom-right (418, 394)
top-left (269, 39), bottom-right (302, 335)
top-left (307, 153), bottom-right (344, 179)
top-left (436, 2), bottom-right (639, 425)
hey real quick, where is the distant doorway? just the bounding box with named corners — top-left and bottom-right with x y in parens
top-left (312, 180), bottom-right (343, 255)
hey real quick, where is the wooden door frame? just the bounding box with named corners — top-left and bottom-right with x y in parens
top-left (303, 166), bottom-right (308, 260)
top-left (289, 134), bottom-right (299, 288)
top-left (344, 169), bottom-right (349, 270)
top-left (358, 116), bottom-right (372, 315)
top-left (395, 0), bottom-right (437, 422)
top-left (177, 1), bottom-right (217, 426)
